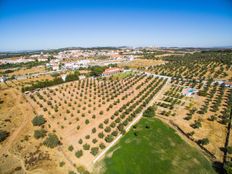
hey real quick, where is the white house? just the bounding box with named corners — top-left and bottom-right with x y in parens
top-left (64, 60), bottom-right (90, 70)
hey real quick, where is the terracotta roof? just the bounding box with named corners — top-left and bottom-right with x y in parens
top-left (225, 82), bottom-right (232, 85)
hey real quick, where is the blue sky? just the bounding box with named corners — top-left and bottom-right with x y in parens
top-left (0, 0), bottom-right (232, 51)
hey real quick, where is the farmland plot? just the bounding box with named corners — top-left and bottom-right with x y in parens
top-left (155, 78), bottom-right (232, 162)
top-left (26, 73), bottom-right (167, 169)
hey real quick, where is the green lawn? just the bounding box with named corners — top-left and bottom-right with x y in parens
top-left (101, 118), bottom-right (216, 174)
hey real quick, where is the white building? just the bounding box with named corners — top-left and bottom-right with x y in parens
top-left (0, 76), bottom-right (6, 83)
top-left (38, 58), bottom-right (48, 62)
top-left (61, 74), bottom-right (67, 81)
top-left (52, 65), bottom-right (60, 71)
top-left (127, 55), bottom-right (135, 61)
top-left (63, 60), bottom-right (90, 70)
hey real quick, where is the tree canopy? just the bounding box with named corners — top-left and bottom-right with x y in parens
top-left (143, 106), bottom-right (156, 118)
top-left (90, 66), bottom-right (106, 76)
top-left (32, 115), bottom-right (46, 126)
top-left (0, 130), bottom-right (9, 142)
top-left (43, 133), bottom-right (60, 148)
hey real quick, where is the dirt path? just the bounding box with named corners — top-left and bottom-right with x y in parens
top-left (0, 119), bottom-right (28, 156)
top-left (0, 92), bottom-right (31, 157)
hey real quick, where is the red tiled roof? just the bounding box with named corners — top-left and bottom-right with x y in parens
top-left (225, 82), bottom-right (232, 85)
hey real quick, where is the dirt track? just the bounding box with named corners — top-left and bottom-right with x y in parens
top-left (0, 90), bottom-right (32, 157)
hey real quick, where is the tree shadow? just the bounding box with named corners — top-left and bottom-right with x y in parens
top-left (212, 161), bottom-right (224, 174)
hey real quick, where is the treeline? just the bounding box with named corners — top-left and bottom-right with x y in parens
top-left (89, 66), bottom-right (107, 76)
top-left (163, 51), bottom-right (232, 65)
top-left (22, 71), bottom-right (79, 92)
top-left (0, 60), bottom-right (48, 69)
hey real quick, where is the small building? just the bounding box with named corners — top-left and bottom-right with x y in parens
top-left (182, 88), bottom-right (198, 97)
top-left (102, 67), bottom-right (123, 76)
top-left (0, 76), bottom-right (6, 83)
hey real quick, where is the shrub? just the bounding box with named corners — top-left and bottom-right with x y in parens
top-left (190, 120), bottom-right (202, 129)
top-left (92, 138), bottom-right (97, 144)
top-left (104, 126), bottom-right (111, 133)
top-left (184, 115), bottom-right (192, 120)
top-left (0, 130), bottom-right (9, 142)
top-left (91, 147), bottom-right (99, 156)
top-left (34, 129), bottom-right (47, 139)
top-left (224, 161), bottom-right (232, 174)
top-left (227, 146), bottom-right (232, 154)
top-left (208, 115), bottom-right (216, 121)
top-left (43, 133), bottom-right (60, 148)
top-left (75, 150), bottom-right (83, 158)
top-left (143, 106), bottom-right (155, 117)
top-left (98, 132), bottom-right (104, 138)
top-left (117, 124), bottom-right (124, 132)
top-left (85, 119), bottom-right (90, 125)
top-left (110, 122), bottom-right (116, 128)
top-left (59, 161), bottom-right (65, 167)
top-left (112, 130), bottom-right (118, 137)
top-left (197, 138), bottom-right (209, 146)
top-left (32, 115), bottom-right (46, 126)
top-left (105, 135), bottom-right (114, 143)
top-left (186, 131), bottom-right (195, 137)
top-left (92, 128), bottom-right (96, 133)
top-left (99, 123), bottom-right (103, 129)
top-left (69, 171), bottom-right (76, 174)
top-left (79, 139), bottom-right (83, 144)
top-left (99, 143), bottom-right (105, 149)
top-left (83, 143), bottom-right (90, 150)
top-left (104, 119), bottom-right (109, 124)
top-left (68, 145), bottom-right (74, 151)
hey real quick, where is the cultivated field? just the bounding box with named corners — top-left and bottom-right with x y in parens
top-left (154, 78), bottom-right (232, 162)
top-left (25, 73), bottom-right (167, 170)
top-left (118, 59), bottom-right (166, 69)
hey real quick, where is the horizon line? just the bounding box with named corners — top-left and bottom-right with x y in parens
top-left (1, 45), bottom-right (232, 53)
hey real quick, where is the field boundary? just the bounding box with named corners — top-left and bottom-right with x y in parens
top-left (156, 115), bottom-right (217, 162)
top-left (223, 102), bottom-right (232, 165)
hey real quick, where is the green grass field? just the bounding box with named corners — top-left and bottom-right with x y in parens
top-left (101, 118), bottom-right (216, 174)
